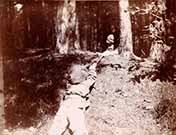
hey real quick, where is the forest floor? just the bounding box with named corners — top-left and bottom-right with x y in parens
top-left (85, 55), bottom-right (175, 135)
top-left (2, 52), bottom-right (176, 135)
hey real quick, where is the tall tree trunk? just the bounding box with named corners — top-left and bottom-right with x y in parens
top-left (0, 40), bottom-right (4, 135)
top-left (149, 0), bottom-right (170, 62)
top-left (119, 0), bottom-right (133, 58)
top-left (0, 6), bottom-right (5, 133)
top-left (55, 0), bottom-right (79, 54)
top-left (75, 17), bottom-right (80, 50)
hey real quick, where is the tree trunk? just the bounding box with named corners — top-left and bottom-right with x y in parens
top-left (149, 0), bottom-right (169, 62)
top-left (0, 42), bottom-right (4, 135)
top-left (0, 6), bottom-right (5, 132)
top-left (55, 0), bottom-right (79, 54)
top-left (119, 0), bottom-right (133, 58)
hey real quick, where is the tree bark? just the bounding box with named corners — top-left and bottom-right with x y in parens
top-left (119, 0), bottom-right (133, 58)
top-left (0, 40), bottom-right (4, 135)
top-left (0, 5), bottom-right (5, 133)
top-left (149, 0), bottom-right (169, 62)
top-left (55, 0), bottom-right (78, 54)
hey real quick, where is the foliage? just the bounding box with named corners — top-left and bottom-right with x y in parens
top-left (4, 52), bottom-right (96, 128)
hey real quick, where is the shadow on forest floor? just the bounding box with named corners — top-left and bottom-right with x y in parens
top-left (2, 50), bottom-right (176, 135)
top-left (3, 50), bottom-right (96, 128)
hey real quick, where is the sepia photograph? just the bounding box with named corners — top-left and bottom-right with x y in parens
top-left (0, 0), bottom-right (176, 134)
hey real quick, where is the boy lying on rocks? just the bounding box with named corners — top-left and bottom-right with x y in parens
top-left (48, 55), bottom-right (103, 135)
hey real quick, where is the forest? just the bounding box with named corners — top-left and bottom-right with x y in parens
top-left (0, 0), bottom-right (176, 135)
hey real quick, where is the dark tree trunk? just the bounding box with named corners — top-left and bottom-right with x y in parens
top-left (0, 3), bottom-right (5, 133)
top-left (130, 0), bottom-right (170, 61)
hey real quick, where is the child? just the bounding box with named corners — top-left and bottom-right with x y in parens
top-left (48, 57), bottom-right (101, 135)
top-left (106, 34), bottom-right (115, 51)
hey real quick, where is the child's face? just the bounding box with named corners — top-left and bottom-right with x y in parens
top-left (69, 64), bottom-right (88, 84)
